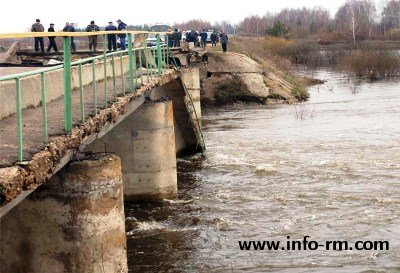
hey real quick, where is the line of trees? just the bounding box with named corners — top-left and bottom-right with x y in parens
top-left (237, 0), bottom-right (400, 41)
top-left (172, 19), bottom-right (236, 34)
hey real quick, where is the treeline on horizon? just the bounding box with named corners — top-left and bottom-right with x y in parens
top-left (172, 0), bottom-right (400, 41)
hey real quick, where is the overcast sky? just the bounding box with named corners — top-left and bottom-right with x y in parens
top-left (1, 0), bottom-right (387, 32)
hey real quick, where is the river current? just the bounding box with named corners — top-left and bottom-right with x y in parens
top-left (126, 68), bottom-right (400, 272)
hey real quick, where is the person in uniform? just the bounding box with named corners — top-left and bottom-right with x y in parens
top-left (105, 21), bottom-right (117, 51)
top-left (117, 19), bottom-right (127, 50)
top-left (63, 22), bottom-right (76, 52)
top-left (220, 30), bottom-right (228, 52)
top-left (47, 23), bottom-right (58, 52)
top-left (86, 21), bottom-right (100, 51)
top-left (200, 29), bottom-right (208, 48)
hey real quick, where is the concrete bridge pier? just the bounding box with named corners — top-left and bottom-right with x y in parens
top-left (0, 154), bottom-right (128, 273)
top-left (84, 100), bottom-right (177, 201)
top-left (181, 67), bottom-right (202, 124)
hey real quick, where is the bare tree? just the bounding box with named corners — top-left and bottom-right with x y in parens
top-left (173, 19), bottom-right (212, 31)
top-left (381, 0), bottom-right (400, 33)
top-left (335, 0), bottom-right (376, 42)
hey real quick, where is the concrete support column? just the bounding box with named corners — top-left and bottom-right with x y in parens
top-left (181, 67), bottom-right (201, 124)
top-left (126, 101), bottom-right (177, 201)
top-left (84, 100), bottom-right (177, 201)
top-left (0, 154), bottom-right (128, 273)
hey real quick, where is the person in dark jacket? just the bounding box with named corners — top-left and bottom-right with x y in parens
top-left (168, 31), bottom-right (174, 47)
top-left (105, 22), bottom-right (117, 51)
top-left (189, 30), bottom-right (198, 47)
top-left (200, 29), bottom-right (208, 48)
top-left (47, 23), bottom-right (58, 52)
top-left (63, 22), bottom-right (76, 52)
top-left (220, 30), bottom-right (228, 52)
top-left (173, 29), bottom-right (181, 47)
top-left (86, 21), bottom-right (100, 51)
top-left (117, 19), bottom-right (127, 50)
top-left (210, 32), bottom-right (218, 47)
top-left (31, 19), bottom-right (44, 52)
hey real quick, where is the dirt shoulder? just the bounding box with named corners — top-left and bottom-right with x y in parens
top-left (201, 38), bottom-right (322, 106)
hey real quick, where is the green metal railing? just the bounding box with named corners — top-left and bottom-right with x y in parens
top-left (0, 33), bottom-right (169, 162)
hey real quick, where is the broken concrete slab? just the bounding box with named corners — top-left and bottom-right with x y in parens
top-left (0, 42), bottom-right (22, 65)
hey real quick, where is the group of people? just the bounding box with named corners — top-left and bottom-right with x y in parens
top-left (31, 19), bottom-right (128, 53)
top-left (168, 28), bottom-right (229, 52)
top-left (31, 19), bottom-right (229, 54)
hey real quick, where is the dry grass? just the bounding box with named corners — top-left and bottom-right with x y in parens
top-left (340, 50), bottom-right (400, 78)
top-left (229, 37), bottom-right (292, 74)
top-left (386, 29), bottom-right (400, 40)
top-left (291, 103), bottom-right (317, 120)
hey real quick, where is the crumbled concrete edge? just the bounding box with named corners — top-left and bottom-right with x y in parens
top-left (0, 70), bottom-right (177, 206)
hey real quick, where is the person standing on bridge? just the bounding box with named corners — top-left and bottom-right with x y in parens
top-left (86, 21), bottom-right (100, 51)
top-left (47, 23), bottom-right (58, 52)
top-left (167, 30), bottom-right (174, 47)
top-left (189, 30), bottom-right (198, 47)
top-left (63, 22), bottom-right (76, 52)
top-left (172, 29), bottom-right (181, 47)
top-left (105, 22), bottom-right (117, 51)
top-left (117, 19), bottom-right (127, 50)
top-left (220, 30), bottom-right (228, 53)
top-left (210, 32), bottom-right (218, 47)
top-left (31, 19), bottom-right (44, 52)
top-left (200, 29), bottom-right (208, 48)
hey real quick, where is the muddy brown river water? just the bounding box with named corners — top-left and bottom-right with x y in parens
top-left (125, 68), bottom-right (400, 272)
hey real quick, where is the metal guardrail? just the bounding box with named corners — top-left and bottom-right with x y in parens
top-left (0, 32), bottom-right (170, 162)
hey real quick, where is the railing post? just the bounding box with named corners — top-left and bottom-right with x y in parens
top-left (120, 52), bottom-right (125, 95)
top-left (152, 47), bottom-right (157, 76)
top-left (63, 36), bottom-right (72, 133)
top-left (166, 37), bottom-right (170, 67)
top-left (138, 48), bottom-right (143, 85)
top-left (128, 33), bottom-right (134, 92)
top-left (111, 54), bottom-right (116, 100)
top-left (16, 78), bottom-right (23, 162)
top-left (133, 35), bottom-right (137, 90)
top-left (92, 60), bottom-right (97, 114)
top-left (40, 72), bottom-right (48, 143)
top-left (78, 64), bottom-right (84, 122)
top-left (103, 34), bottom-right (108, 108)
top-left (156, 34), bottom-right (162, 75)
top-left (144, 35), bottom-right (150, 82)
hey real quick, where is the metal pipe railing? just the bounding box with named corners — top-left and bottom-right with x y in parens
top-left (0, 32), bottom-right (169, 162)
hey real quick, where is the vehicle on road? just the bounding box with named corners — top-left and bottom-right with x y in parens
top-left (146, 24), bottom-right (169, 46)
top-left (116, 35), bottom-right (134, 49)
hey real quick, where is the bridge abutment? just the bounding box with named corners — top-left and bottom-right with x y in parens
top-left (0, 154), bottom-right (128, 273)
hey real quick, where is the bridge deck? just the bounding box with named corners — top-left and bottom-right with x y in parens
top-left (0, 70), bottom-right (172, 167)
top-left (0, 68), bottom-right (177, 213)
